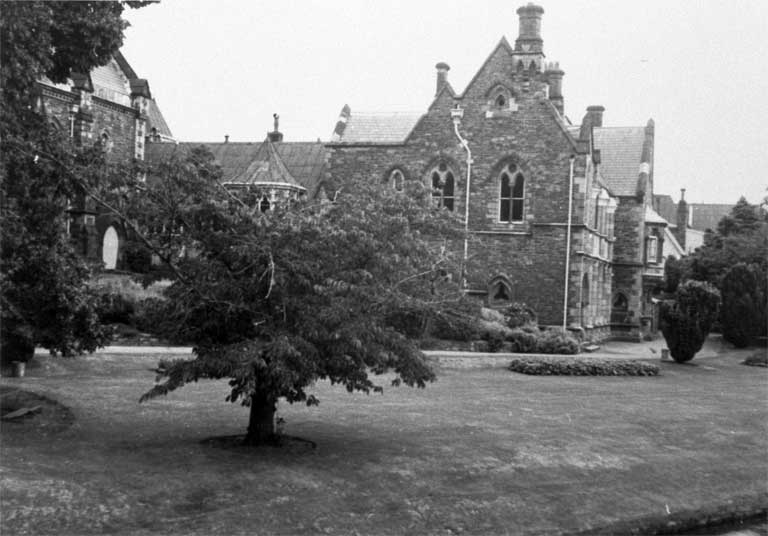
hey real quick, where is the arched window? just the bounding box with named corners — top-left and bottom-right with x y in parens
top-left (429, 162), bottom-right (455, 211)
top-left (259, 195), bottom-right (271, 213)
top-left (499, 163), bottom-right (525, 222)
top-left (612, 292), bottom-right (628, 310)
top-left (495, 94), bottom-right (506, 108)
top-left (488, 275), bottom-right (512, 306)
top-left (386, 168), bottom-right (405, 192)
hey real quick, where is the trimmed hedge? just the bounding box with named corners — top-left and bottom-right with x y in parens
top-left (509, 357), bottom-right (660, 376)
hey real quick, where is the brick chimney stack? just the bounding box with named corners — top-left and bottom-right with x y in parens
top-left (544, 62), bottom-right (564, 115)
top-left (513, 4), bottom-right (545, 72)
top-left (516, 3), bottom-right (544, 50)
top-left (579, 105), bottom-right (605, 141)
top-left (435, 62), bottom-right (450, 96)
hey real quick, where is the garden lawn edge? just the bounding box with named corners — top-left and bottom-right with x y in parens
top-left (566, 493), bottom-right (768, 535)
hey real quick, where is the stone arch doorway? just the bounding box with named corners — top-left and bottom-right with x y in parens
top-left (102, 226), bottom-right (119, 270)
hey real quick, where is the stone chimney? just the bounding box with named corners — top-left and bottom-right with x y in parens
top-left (544, 62), bottom-right (564, 115)
top-left (267, 113), bottom-right (283, 142)
top-left (435, 62), bottom-right (450, 96)
top-left (579, 105), bottom-right (604, 141)
top-left (675, 188), bottom-right (688, 249)
top-left (516, 3), bottom-right (544, 51)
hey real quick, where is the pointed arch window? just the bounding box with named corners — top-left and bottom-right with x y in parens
top-left (488, 275), bottom-right (513, 306)
top-left (499, 163), bottom-right (525, 222)
top-left (385, 168), bottom-right (405, 192)
top-left (430, 162), bottom-right (455, 211)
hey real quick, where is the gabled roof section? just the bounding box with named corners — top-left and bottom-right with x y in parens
top-left (331, 111), bottom-right (423, 144)
top-left (663, 226), bottom-right (685, 258)
top-left (456, 36), bottom-right (515, 99)
top-left (592, 126), bottom-right (646, 196)
top-left (147, 99), bottom-right (173, 139)
top-left (654, 194), bottom-right (676, 224)
top-left (644, 205), bottom-right (668, 225)
top-left (113, 51), bottom-right (139, 80)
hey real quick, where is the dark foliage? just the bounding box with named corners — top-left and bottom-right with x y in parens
top-left (103, 148), bottom-right (465, 443)
top-left (720, 263), bottom-right (767, 348)
top-left (660, 280), bottom-right (721, 363)
top-left (1, 2), bottom-right (148, 364)
top-left (502, 302), bottom-right (537, 329)
top-left (508, 357), bottom-right (659, 376)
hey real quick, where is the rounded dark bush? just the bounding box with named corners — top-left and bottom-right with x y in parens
top-left (535, 328), bottom-right (579, 355)
top-left (660, 280), bottom-right (721, 363)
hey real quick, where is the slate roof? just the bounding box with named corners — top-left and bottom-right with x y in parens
top-left (147, 99), bottom-right (173, 139)
top-left (654, 194), bottom-right (677, 225)
top-left (644, 205), bottom-right (668, 225)
top-left (332, 111), bottom-right (422, 143)
top-left (592, 127), bottom-right (646, 196)
top-left (145, 141), bottom-right (327, 198)
top-left (689, 203), bottom-right (734, 232)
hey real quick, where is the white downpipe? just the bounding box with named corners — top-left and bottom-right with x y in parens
top-left (452, 116), bottom-right (472, 289)
top-left (563, 155), bottom-right (575, 330)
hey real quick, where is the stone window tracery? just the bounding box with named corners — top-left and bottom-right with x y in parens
top-left (429, 162), bottom-right (455, 211)
top-left (499, 164), bottom-right (525, 222)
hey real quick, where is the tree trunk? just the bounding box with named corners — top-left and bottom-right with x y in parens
top-left (244, 394), bottom-right (277, 445)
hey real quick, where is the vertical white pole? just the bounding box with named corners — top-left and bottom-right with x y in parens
top-left (563, 155), bottom-right (575, 330)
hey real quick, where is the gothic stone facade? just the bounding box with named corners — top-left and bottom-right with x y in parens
top-left (39, 52), bottom-right (174, 270)
top-left (325, 4), bottom-right (628, 338)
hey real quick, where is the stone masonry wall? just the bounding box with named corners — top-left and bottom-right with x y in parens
top-left (327, 42), bottom-right (607, 328)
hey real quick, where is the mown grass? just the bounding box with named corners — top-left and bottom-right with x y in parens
top-left (1, 342), bottom-right (766, 535)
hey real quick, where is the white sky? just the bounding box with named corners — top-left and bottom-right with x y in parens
top-left (123, 0), bottom-right (768, 205)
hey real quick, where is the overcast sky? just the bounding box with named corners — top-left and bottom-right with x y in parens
top-left (122, 0), bottom-right (768, 205)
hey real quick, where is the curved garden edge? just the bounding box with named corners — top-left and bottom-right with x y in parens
top-left (565, 493), bottom-right (768, 535)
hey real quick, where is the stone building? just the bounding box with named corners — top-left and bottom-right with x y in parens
top-left (38, 51), bottom-right (174, 270)
top-left (140, 3), bottom-right (668, 340)
top-left (321, 3), bottom-right (669, 339)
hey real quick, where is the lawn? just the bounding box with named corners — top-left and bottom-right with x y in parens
top-left (1, 341), bottom-right (766, 535)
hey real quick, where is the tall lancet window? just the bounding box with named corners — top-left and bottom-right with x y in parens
top-left (499, 163), bottom-right (525, 222)
top-left (429, 162), bottom-right (455, 211)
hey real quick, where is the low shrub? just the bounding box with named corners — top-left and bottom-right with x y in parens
top-left (535, 328), bottom-right (579, 355)
top-left (131, 297), bottom-right (171, 336)
top-left (509, 357), bottom-right (660, 376)
top-left (743, 352), bottom-right (768, 368)
top-left (95, 292), bottom-right (135, 324)
top-left (507, 328), bottom-right (538, 353)
top-left (502, 302), bottom-right (537, 329)
top-left (430, 311), bottom-right (481, 342)
top-left (484, 331), bottom-right (506, 353)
